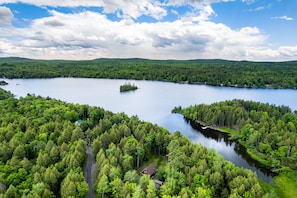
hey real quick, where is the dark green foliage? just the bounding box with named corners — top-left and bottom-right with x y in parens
top-left (0, 81), bottom-right (8, 85)
top-left (0, 88), bottom-right (13, 100)
top-left (1, 57), bottom-right (297, 89)
top-left (174, 99), bottom-right (297, 170)
top-left (120, 83), bottom-right (138, 92)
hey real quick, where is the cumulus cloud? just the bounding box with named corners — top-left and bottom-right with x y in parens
top-left (1, 0), bottom-right (234, 20)
top-left (179, 4), bottom-right (216, 22)
top-left (44, 20), bottom-right (65, 27)
top-left (0, 6), bottom-right (13, 26)
top-left (99, 0), bottom-right (167, 19)
top-left (1, 9), bottom-right (288, 61)
top-left (278, 46), bottom-right (297, 57)
top-left (164, 0), bottom-right (233, 8)
top-left (0, 1), bottom-right (296, 61)
top-left (1, 0), bottom-right (167, 20)
top-left (0, 0), bottom-right (101, 7)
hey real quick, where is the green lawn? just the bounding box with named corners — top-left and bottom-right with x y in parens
top-left (274, 172), bottom-right (297, 198)
top-left (260, 171), bottom-right (297, 198)
top-left (138, 154), bottom-right (167, 173)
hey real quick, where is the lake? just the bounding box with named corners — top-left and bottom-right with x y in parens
top-left (2, 78), bottom-right (297, 182)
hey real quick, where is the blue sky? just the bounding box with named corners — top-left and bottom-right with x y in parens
top-left (0, 0), bottom-right (296, 61)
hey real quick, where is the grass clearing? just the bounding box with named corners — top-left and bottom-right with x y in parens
top-left (274, 172), bottom-right (297, 198)
top-left (260, 171), bottom-right (297, 198)
top-left (218, 126), bottom-right (240, 137)
top-left (137, 154), bottom-right (167, 173)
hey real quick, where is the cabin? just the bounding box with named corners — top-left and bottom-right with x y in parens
top-left (75, 119), bottom-right (83, 126)
top-left (154, 180), bottom-right (163, 189)
top-left (140, 164), bottom-right (158, 178)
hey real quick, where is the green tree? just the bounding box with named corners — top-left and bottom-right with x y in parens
top-left (5, 185), bottom-right (20, 198)
top-left (44, 166), bottom-right (60, 194)
top-left (123, 170), bottom-right (139, 183)
top-left (61, 170), bottom-right (88, 198)
top-left (146, 180), bottom-right (157, 198)
top-left (96, 174), bottom-right (110, 198)
top-left (132, 185), bottom-right (145, 198)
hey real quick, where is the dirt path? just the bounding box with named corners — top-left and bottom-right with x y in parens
top-left (84, 145), bottom-right (97, 198)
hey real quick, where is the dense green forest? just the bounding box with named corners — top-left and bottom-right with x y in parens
top-left (173, 100), bottom-right (297, 197)
top-left (0, 89), bottom-right (268, 197)
top-left (1, 57), bottom-right (297, 89)
top-left (173, 100), bottom-right (297, 171)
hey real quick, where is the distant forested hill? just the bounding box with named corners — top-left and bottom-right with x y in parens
top-left (1, 57), bottom-right (297, 89)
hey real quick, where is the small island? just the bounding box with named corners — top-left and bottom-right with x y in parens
top-left (120, 82), bottom-right (138, 92)
top-left (0, 80), bottom-right (8, 86)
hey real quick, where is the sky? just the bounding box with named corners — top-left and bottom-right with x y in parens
top-left (0, 0), bottom-right (296, 61)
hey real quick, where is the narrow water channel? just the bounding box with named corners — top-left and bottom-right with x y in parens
top-left (187, 119), bottom-right (274, 182)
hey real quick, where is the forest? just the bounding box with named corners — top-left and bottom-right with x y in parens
top-left (1, 57), bottom-right (297, 89)
top-left (173, 100), bottom-right (297, 170)
top-left (173, 100), bottom-right (297, 197)
top-left (0, 88), bottom-right (268, 197)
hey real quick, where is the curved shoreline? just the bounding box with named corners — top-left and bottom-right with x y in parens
top-left (185, 118), bottom-right (276, 179)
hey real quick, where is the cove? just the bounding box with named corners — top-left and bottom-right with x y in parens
top-left (2, 78), bottom-right (297, 182)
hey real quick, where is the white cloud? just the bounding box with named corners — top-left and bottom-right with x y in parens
top-left (0, 0), bottom-right (234, 20)
top-left (0, 6), bottom-right (13, 26)
top-left (1, 10), bottom-right (295, 61)
top-left (0, 0), bottom-right (101, 7)
top-left (0, 0), bottom-right (167, 20)
top-left (271, 16), bottom-right (293, 21)
top-left (241, 0), bottom-right (255, 4)
top-left (249, 6), bottom-right (265, 12)
top-left (99, 0), bottom-right (167, 19)
top-left (278, 46), bottom-right (297, 57)
top-left (165, 0), bottom-right (233, 6)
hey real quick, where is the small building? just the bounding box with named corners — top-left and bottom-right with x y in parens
top-left (75, 119), bottom-right (83, 126)
top-left (154, 180), bottom-right (163, 189)
top-left (140, 164), bottom-right (158, 178)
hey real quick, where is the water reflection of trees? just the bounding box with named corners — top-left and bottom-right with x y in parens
top-left (186, 118), bottom-right (275, 180)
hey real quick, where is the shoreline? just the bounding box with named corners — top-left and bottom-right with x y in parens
top-left (185, 117), bottom-right (277, 175)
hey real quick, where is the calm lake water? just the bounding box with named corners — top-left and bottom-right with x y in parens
top-left (2, 78), bottom-right (297, 182)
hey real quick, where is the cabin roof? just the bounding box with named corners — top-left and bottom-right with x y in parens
top-left (154, 180), bottom-right (163, 189)
top-left (141, 164), bottom-right (157, 176)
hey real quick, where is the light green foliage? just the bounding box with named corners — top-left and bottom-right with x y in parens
top-left (123, 170), bottom-right (139, 183)
top-left (96, 174), bottom-right (110, 198)
top-left (61, 169), bottom-right (88, 198)
top-left (132, 185), bottom-right (145, 198)
top-left (5, 185), bottom-right (20, 198)
top-left (147, 180), bottom-right (157, 198)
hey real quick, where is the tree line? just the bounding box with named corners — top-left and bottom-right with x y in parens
top-left (173, 99), bottom-right (297, 171)
top-left (0, 89), bottom-right (267, 197)
top-left (1, 57), bottom-right (297, 89)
